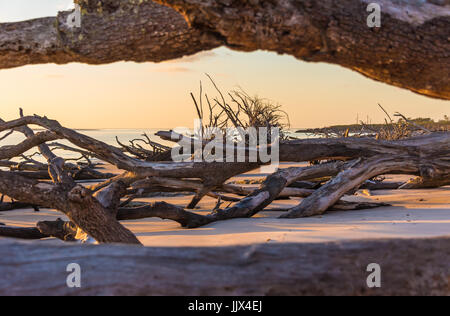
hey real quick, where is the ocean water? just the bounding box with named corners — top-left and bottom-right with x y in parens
top-left (0, 128), bottom-right (311, 163)
top-left (1, 128), bottom-right (169, 162)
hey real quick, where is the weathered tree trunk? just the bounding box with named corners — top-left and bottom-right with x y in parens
top-left (0, 237), bottom-right (448, 296)
top-left (0, 0), bottom-right (448, 99)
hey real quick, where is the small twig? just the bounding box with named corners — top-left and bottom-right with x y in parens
top-left (0, 130), bottom-right (13, 141)
top-left (394, 112), bottom-right (432, 134)
top-left (378, 103), bottom-right (394, 123)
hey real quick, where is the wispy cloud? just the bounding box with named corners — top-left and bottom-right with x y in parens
top-left (165, 51), bottom-right (218, 64)
top-left (152, 66), bottom-right (192, 73)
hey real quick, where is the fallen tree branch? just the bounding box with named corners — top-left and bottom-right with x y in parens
top-left (0, 226), bottom-right (48, 240)
top-left (328, 200), bottom-right (391, 211)
top-left (0, 218), bottom-right (77, 241)
top-left (0, 131), bottom-right (60, 160)
top-left (281, 153), bottom-right (450, 218)
top-left (119, 162), bottom-right (349, 228)
top-left (0, 201), bottom-right (39, 212)
top-left (399, 175), bottom-right (450, 189)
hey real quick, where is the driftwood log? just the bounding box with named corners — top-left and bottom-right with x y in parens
top-left (0, 237), bottom-right (448, 296)
top-left (0, 0), bottom-right (448, 99)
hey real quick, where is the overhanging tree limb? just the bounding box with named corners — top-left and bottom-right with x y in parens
top-left (0, 0), bottom-right (222, 69)
top-left (0, 0), bottom-right (448, 99)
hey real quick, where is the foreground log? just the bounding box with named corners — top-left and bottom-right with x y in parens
top-left (0, 237), bottom-right (448, 295)
top-left (0, 0), bottom-right (448, 99)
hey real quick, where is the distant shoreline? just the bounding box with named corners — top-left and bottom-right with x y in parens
top-left (297, 119), bottom-right (450, 135)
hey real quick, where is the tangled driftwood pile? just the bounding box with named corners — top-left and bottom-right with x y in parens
top-left (0, 106), bottom-right (448, 244)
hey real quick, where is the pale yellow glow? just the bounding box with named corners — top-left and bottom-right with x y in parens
top-left (0, 48), bottom-right (448, 129)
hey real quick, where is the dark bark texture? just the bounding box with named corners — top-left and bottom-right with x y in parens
top-left (0, 237), bottom-right (448, 296)
top-left (156, 0), bottom-right (450, 99)
top-left (0, 0), bottom-right (221, 68)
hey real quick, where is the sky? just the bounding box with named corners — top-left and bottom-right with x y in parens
top-left (0, 0), bottom-right (448, 129)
